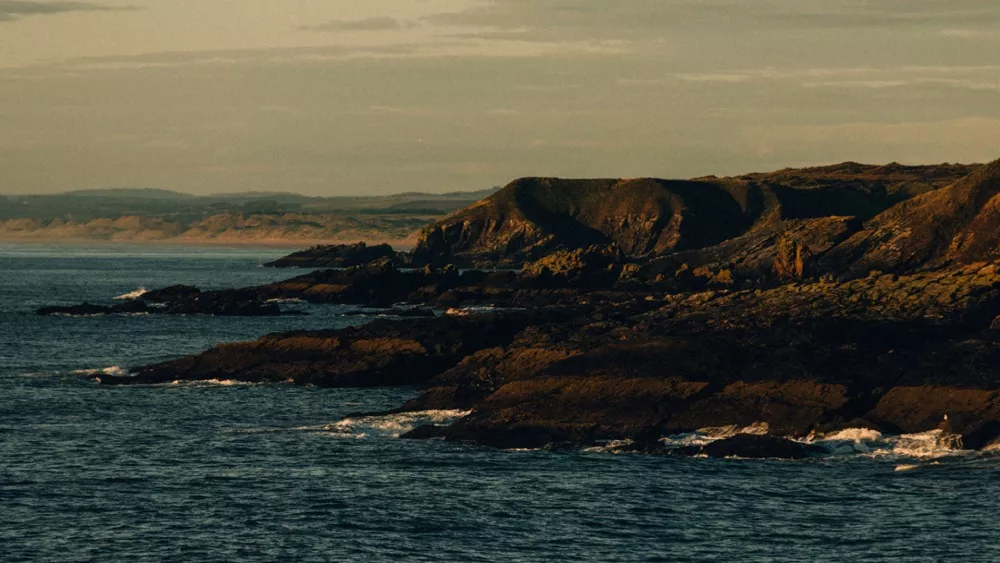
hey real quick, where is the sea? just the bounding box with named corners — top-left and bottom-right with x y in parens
top-left (2, 243), bottom-right (999, 562)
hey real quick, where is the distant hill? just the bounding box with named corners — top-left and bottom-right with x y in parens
top-left (0, 187), bottom-right (499, 244)
top-left (63, 188), bottom-right (197, 200)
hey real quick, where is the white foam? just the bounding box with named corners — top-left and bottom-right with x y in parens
top-left (807, 427), bottom-right (964, 459)
top-left (806, 428), bottom-right (884, 455)
top-left (115, 287), bottom-right (149, 300)
top-left (660, 422), bottom-right (771, 448)
top-left (266, 298), bottom-right (304, 304)
top-left (72, 365), bottom-right (128, 377)
top-left (52, 313), bottom-right (105, 318)
top-left (232, 410), bottom-right (471, 438)
top-left (655, 424), bottom-right (970, 461)
top-left (170, 379), bottom-right (245, 387)
top-left (817, 427), bottom-right (884, 442)
top-left (895, 464), bottom-right (920, 472)
top-left (887, 429), bottom-right (964, 459)
top-left (582, 439), bottom-right (635, 454)
top-left (325, 409), bottom-right (471, 439)
top-left (444, 305), bottom-right (522, 317)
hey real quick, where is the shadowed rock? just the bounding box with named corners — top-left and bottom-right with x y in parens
top-left (264, 242), bottom-right (401, 268)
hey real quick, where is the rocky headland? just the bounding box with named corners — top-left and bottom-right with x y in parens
top-left (61, 159), bottom-right (1000, 456)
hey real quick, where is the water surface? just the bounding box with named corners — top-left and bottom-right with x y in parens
top-left (2, 244), bottom-right (999, 562)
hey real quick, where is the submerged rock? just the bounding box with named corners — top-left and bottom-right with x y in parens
top-left (37, 303), bottom-right (120, 316)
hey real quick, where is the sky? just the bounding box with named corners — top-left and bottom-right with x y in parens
top-left (1, 0), bottom-right (999, 196)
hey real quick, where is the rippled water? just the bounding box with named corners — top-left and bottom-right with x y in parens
top-left (3, 243), bottom-right (1000, 562)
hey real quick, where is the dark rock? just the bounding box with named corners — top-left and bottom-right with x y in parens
top-left (264, 242), bottom-right (401, 268)
top-left (399, 425), bottom-right (447, 440)
top-left (139, 285), bottom-right (202, 303)
top-left (37, 303), bottom-right (115, 316)
top-left (675, 435), bottom-right (825, 459)
top-left (77, 160), bottom-right (1000, 454)
top-left (102, 311), bottom-right (538, 386)
top-left (40, 286), bottom-right (302, 318)
top-left (411, 163), bottom-right (978, 269)
top-left (961, 421), bottom-right (1000, 451)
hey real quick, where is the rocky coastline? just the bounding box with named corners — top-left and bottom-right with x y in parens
top-left (52, 159), bottom-right (1000, 456)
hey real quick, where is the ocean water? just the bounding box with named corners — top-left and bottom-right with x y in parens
top-left (2, 243), bottom-right (1000, 562)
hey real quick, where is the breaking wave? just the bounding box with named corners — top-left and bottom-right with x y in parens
top-left (234, 410), bottom-right (470, 439)
top-left (325, 410), bottom-right (471, 438)
top-left (659, 422), bottom-right (771, 449)
top-left (115, 288), bottom-right (148, 300)
top-left (169, 379), bottom-right (249, 387)
top-left (444, 305), bottom-right (523, 317)
top-left (650, 424), bottom-right (971, 462)
top-left (806, 428), bottom-right (964, 460)
top-left (72, 365), bottom-right (128, 377)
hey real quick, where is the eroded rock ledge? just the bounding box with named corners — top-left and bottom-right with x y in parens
top-left (72, 159), bottom-right (1000, 455)
top-left (108, 260), bottom-right (1000, 453)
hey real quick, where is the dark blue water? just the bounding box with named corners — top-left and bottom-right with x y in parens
top-left (3, 244), bottom-right (1000, 562)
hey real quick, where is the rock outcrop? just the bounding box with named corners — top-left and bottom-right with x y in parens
top-left (39, 285), bottom-right (301, 317)
top-left (263, 242), bottom-right (401, 268)
top-left (410, 163), bottom-right (979, 268)
top-left (73, 159), bottom-right (1000, 456)
top-left (823, 160), bottom-right (1000, 276)
top-left (96, 311), bottom-right (545, 386)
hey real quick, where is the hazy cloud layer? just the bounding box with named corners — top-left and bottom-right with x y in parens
top-left (1, 0), bottom-right (998, 195)
top-left (299, 16), bottom-right (414, 32)
top-left (0, 1), bottom-right (130, 21)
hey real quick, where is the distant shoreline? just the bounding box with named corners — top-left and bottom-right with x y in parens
top-left (0, 236), bottom-right (418, 250)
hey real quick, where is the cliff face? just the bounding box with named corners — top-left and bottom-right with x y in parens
top-left (69, 157), bottom-right (1000, 455)
top-left (412, 163), bottom-right (980, 268)
top-left (822, 160), bottom-right (1000, 275)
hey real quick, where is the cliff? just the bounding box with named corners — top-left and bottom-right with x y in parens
top-left (62, 157), bottom-right (1000, 457)
top-left (411, 163), bottom-right (979, 267)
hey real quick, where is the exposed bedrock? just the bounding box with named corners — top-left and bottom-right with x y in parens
top-left (38, 285), bottom-right (297, 317)
top-left (409, 163), bottom-right (980, 269)
top-left (108, 258), bottom-right (1000, 452)
top-left (263, 242), bottom-right (401, 268)
top-left (87, 159), bottom-right (1000, 455)
top-left (97, 311), bottom-right (553, 386)
top-left (399, 263), bottom-right (1000, 450)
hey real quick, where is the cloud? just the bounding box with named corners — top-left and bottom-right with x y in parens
top-left (742, 117), bottom-right (1000, 164)
top-left (0, 1), bottom-right (133, 21)
top-left (299, 16), bottom-right (414, 32)
top-left (666, 65), bottom-right (1000, 92)
top-left (424, 0), bottom-right (1000, 40)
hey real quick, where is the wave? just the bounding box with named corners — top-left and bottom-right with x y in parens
top-left (232, 410), bottom-right (472, 438)
top-left (72, 365), bottom-right (128, 377)
top-left (805, 428), bottom-right (965, 459)
top-left (444, 305), bottom-right (523, 317)
top-left (169, 379), bottom-right (248, 387)
top-left (325, 410), bottom-right (471, 439)
top-left (659, 422), bottom-right (771, 449)
top-left (50, 312), bottom-right (106, 318)
top-left (115, 287), bottom-right (149, 300)
top-left (582, 439), bottom-right (635, 454)
top-left (266, 298), bottom-right (304, 304)
top-left (650, 424), bottom-right (969, 462)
